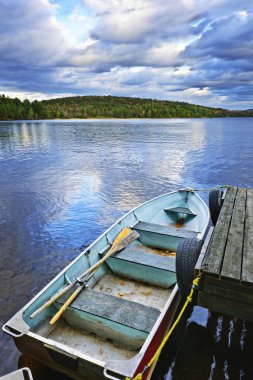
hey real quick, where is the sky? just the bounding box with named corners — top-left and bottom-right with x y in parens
top-left (0, 0), bottom-right (252, 110)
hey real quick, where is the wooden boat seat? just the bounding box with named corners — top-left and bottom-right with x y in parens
top-left (164, 206), bottom-right (197, 217)
top-left (102, 222), bottom-right (196, 287)
top-left (134, 221), bottom-right (196, 239)
top-left (113, 245), bottom-right (176, 272)
top-left (55, 288), bottom-right (160, 350)
top-left (102, 241), bottom-right (177, 288)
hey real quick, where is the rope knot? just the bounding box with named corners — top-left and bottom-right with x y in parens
top-left (192, 277), bottom-right (200, 287)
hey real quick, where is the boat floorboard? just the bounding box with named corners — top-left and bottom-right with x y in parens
top-left (35, 318), bottom-right (137, 362)
top-left (93, 272), bottom-right (173, 310)
top-left (32, 272), bottom-right (173, 361)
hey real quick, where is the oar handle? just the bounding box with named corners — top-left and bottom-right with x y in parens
top-left (49, 284), bottom-right (84, 325)
top-left (30, 281), bottom-right (77, 319)
top-left (32, 228), bottom-right (138, 322)
top-left (77, 243), bottom-right (124, 280)
top-left (30, 268), bottom-right (97, 319)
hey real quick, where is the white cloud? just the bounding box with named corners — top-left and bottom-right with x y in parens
top-left (183, 87), bottom-right (211, 96)
top-left (0, 0), bottom-right (252, 109)
top-left (0, 0), bottom-right (71, 66)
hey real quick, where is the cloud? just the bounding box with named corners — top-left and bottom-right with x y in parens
top-left (185, 11), bottom-right (253, 62)
top-left (0, 0), bottom-right (70, 66)
top-left (0, 0), bottom-right (253, 109)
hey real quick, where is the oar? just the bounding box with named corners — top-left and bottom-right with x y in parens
top-left (30, 227), bottom-right (138, 320)
top-left (49, 228), bottom-right (139, 325)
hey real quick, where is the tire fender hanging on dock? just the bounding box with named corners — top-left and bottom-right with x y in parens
top-left (176, 238), bottom-right (203, 298)
top-left (209, 189), bottom-right (223, 225)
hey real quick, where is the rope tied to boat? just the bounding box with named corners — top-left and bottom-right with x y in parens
top-left (125, 272), bottom-right (203, 380)
top-left (183, 185), bottom-right (230, 192)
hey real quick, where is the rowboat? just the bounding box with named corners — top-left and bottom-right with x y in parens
top-left (0, 368), bottom-right (33, 380)
top-left (3, 189), bottom-right (209, 380)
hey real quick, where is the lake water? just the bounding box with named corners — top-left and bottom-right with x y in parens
top-left (0, 118), bottom-right (253, 378)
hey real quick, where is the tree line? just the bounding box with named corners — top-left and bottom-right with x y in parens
top-left (0, 94), bottom-right (252, 120)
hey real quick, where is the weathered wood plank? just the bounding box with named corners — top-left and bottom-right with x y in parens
top-left (57, 288), bottom-right (160, 333)
top-left (221, 188), bottom-right (246, 280)
top-left (198, 291), bottom-right (253, 323)
top-left (195, 227), bottom-right (214, 273)
top-left (204, 275), bottom-right (253, 295)
top-left (202, 284), bottom-right (253, 305)
top-left (114, 244), bottom-right (176, 271)
top-left (134, 221), bottom-right (196, 239)
top-left (203, 186), bottom-right (237, 276)
top-left (198, 186), bottom-right (253, 322)
top-left (242, 189), bottom-right (253, 284)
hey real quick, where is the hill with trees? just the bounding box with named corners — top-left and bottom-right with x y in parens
top-left (0, 94), bottom-right (253, 120)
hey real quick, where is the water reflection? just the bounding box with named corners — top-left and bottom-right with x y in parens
top-left (163, 307), bottom-right (253, 380)
top-left (0, 118), bottom-right (253, 377)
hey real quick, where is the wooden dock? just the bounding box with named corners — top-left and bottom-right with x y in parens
top-left (196, 186), bottom-right (253, 322)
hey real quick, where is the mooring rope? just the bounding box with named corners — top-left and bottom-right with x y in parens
top-left (126, 272), bottom-right (203, 380)
top-left (183, 185), bottom-right (230, 192)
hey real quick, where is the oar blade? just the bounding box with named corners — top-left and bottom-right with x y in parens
top-left (110, 227), bottom-right (132, 250)
top-left (110, 230), bottom-right (140, 254)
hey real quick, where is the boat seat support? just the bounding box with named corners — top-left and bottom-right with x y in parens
top-left (134, 221), bottom-right (196, 239)
top-left (164, 206), bottom-right (197, 217)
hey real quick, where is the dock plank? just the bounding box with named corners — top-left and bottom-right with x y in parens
top-left (242, 189), bottom-right (253, 284)
top-left (198, 186), bottom-right (253, 323)
top-left (221, 188), bottom-right (246, 280)
top-left (202, 283), bottom-right (253, 305)
top-left (204, 275), bottom-right (253, 296)
top-left (198, 291), bottom-right (253, 323)
top-left (203, 186), bottom-right (237, 276)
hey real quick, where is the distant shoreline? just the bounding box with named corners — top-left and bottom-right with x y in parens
top-left (1, 116), bottom-right (253, 123)
top-left (1, 94), bottom-right (253, 120)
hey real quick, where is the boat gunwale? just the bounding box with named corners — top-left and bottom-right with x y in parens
top-left (25, 284), bottom-right (179, 376)
top-left (103, 284), bottom-right (179, 378)
top-left (2, 189), bottom-right (209, 378)
top-left (4, 189), bottom-right (208, 319)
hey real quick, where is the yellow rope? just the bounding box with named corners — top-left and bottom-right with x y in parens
top-left (126, 273), bottom-right (202, 380)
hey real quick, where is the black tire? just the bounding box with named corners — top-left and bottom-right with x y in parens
top-left (176, 238), bottom-right (203, 298)
top-left (209, 190), bottom-right (223, 225)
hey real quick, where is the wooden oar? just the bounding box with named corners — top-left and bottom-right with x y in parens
top-left (49, 228), bottom-right (139, 325)
top-left (30, 227), bottom-right (138, 320)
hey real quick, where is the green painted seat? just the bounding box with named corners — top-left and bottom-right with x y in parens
top-left (164, 206), bottom-right (197, 216)
top-left (103, 240), bottom-right (177, 288)
top-left (134, 221), bottom-right (196, 239)
top-left (55, 288), bottom-right (160, 350)
top-left (113, 245), bottom-right (176, 271)
top-left (132, 221), bottom-right (197, 252)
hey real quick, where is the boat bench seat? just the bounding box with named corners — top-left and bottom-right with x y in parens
top-left (164, 206), bottom-right (197, 217)
top-left (55, 288), bottom-right (160, 350)
top-left (132, 221), bottom-right (197, 252)
top-left (133, 221), bottom-right (196, 239)
top-left (113, 245), bottom-right (176, 272)
top-left (103, 241), bottom-right (177, 288)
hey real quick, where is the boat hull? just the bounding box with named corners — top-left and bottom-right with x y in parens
top-left (3, 189), bottom-right (209, 379)
top-left (0, 368), bottom-right (33, 380)
top-left (12, 288), bottom-right (180, 380)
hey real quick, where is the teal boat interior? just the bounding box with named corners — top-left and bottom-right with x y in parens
top-left (3, 190), bottom-right (209, 370)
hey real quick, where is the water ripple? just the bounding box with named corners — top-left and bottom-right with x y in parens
top-left (1, 118), bottom-right (253, 376)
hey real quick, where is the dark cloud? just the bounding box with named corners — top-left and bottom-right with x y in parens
top-left (0, 0), bottom-right (253, 109)
top-left (179, 10), bottom-right (253, 106)
top-left (0, 1), bottom-right (68, 66)
top-left (185, 13), bottom-right (253, 61)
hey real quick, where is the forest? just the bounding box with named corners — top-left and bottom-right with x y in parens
top-left (0, 94), bottom-right (252, 120)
